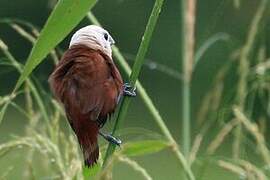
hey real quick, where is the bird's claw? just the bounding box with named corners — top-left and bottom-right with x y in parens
top-left (99, 131), bottom-right (122, 146)
top-left (123, 83), bottom-right (136, 97)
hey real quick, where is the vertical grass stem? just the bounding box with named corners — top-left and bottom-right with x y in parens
top-left (181, 0), bottom-right (196, 157)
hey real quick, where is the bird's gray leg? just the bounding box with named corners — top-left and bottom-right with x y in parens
top-left (123, 83), bottom-right (136, 97)
top-left (98, 131), bottom-right (122, 146)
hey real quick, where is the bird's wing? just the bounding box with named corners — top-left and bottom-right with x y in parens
top-left (49, 47), bottom-right (116, 122)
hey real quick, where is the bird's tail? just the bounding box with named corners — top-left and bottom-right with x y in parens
top-left (75, 120), bottom-right (99, 167)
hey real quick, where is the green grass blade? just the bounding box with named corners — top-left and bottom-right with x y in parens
top-left (103, 0), bottom-right (165, 165)
top-left (14, 0), bottom-right (97, 91)
top-left (121, 140), bottom-right (168, 157)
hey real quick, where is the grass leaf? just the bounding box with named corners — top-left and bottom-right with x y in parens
top-left (121, 140), bottom-right (168, 157)
top-left (14, 0), bottom-right (97, 91)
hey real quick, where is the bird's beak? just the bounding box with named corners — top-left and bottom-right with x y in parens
top-left (109, 36), bottom-right (115, 46)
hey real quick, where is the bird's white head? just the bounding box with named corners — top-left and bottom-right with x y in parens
top-left (69, 25), bottom-right (115, 58)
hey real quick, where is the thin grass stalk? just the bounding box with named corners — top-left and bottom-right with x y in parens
top-left (87, 12), bottom-right (195, 180)
top-left (102, 0), bottom-right (165, 164)
top-left (181, 0), bottom-right (196, 156)
top-left (193, 33), bottom-right (229, 67)
top-left (121, 53), bottom-right (183, 80)
top-left (219, 159), bottom-right (267, 180)
top-left (188, 80), bottom-right (223, 162)
top-left (24, 83), bottom-right (34, 117)
top-left (181, 0), bottom-right (189, 157)
top-left (118, 156), bottom-right (153, 180)
top-left (9, 102), bottom-right (31, 119)
top-left (207, 119), bottom-right (239, 154)
top-left (233, 0), bottom-right (267, 158)
top-left (0, 102), bottom-right (10, 124)
top-left (24, 82), bottom-right (37, 179)
top-left (237, 159), bottom-right (267, 180)
top-left (189, 81), bottom-right (224, 162)
top-left (218, 160), bottom-right (246, 178)
top-left (0, 39), bottom-right (52, 134)
top-left (233, 107), bottom-right (270, 165)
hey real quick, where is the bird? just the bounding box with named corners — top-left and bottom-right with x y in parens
top-left (49, 25), bottom-right (136, 167)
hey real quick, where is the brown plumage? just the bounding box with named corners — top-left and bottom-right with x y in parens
top-left (49, 44), bottom-right (123, 166)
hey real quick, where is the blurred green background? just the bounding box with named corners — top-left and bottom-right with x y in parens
top-left (0, 0), bottom-right (269, 179)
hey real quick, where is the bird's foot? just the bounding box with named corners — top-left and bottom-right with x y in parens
top-left (99, 131), bottom-right (122, 146)
top-left (123, 83), bottom-right (136, 97)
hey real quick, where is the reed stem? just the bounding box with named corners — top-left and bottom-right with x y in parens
top-left (181, 0), bottom-right (196, 157)
top-left (102, 0), bottom-right (165, 164)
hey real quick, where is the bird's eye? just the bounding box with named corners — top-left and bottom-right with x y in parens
top-left (104, 33), bottom-right (109, 41)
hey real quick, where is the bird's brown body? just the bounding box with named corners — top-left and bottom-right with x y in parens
top-left (49, 44), bottom-right (123, 166)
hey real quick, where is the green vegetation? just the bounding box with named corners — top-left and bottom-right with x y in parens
top-left (0, 0), bottom-right (270, 179)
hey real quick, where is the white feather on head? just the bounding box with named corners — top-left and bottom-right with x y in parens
top-left (69, 25), bottom-right (115, 58)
